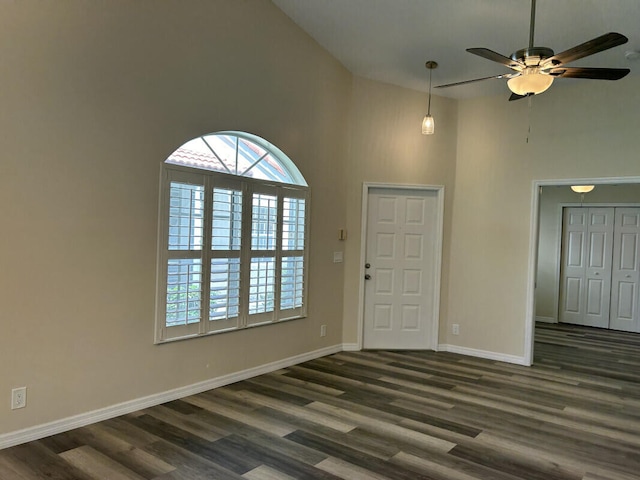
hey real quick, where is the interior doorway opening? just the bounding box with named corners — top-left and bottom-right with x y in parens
top-left (525, 177), bottom-right (640, 365)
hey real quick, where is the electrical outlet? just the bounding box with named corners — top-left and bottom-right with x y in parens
top-left (452, 324), bottom-right (460, 335)
top-left (320, 325), bottom-right (327, 337)
top-left (11, 387), bottom-right (26, 410)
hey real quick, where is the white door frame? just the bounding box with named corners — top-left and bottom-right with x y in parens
top-left (525, 176), bottom-right (640, 365)
top-left (357, 182), bottom-right (445, 350)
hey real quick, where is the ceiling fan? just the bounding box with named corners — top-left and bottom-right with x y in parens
top-left (436, 0), bottom-right (630, 100)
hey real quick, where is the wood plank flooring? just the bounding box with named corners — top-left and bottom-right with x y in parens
top-left (2, 323), bottom-right (640, 479)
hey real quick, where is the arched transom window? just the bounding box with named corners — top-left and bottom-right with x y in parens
top-left (156, 131), bottom-right (309, 343)
top-left (165, 131), bottom-right (307, 185)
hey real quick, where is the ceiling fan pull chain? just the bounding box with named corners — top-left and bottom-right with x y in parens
top-left (526, 95), bottom-right (533, 143)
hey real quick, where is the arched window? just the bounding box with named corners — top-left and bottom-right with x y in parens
top-left (156, 132), bottom-right (309, 343)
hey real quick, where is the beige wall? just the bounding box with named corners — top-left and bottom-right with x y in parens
top-left (536, 184), bottom-right (640, 321)
top-left (0, 0), bottom-right (351, 435)
top-left (450, 78), bottom-right (640, 357)
top-left (342, 76), bottom-right (459, 346)
top-left (4, 0), bottom-right (640, 440)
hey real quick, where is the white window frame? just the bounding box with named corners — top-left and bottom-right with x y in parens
top-left (155, 133), bottom-right (309, 344)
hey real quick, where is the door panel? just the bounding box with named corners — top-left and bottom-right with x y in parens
top-left (588, 231), bottom-right (607, 268)
top-left (375, 269), bottom-right (394, 294)
top-left (363, 188), bottom-right (438, 349)
top-left (374, 305), bottom-right (392, 329)
top-left (567, 230), bottom-right (584, 267)
top-left (615, 282), bottom-right (634, 318)
top-left (610, 208), bottom-right (640, 332)
top-left (560, 207), bottom-right (613, 327)
top-left (564, 277), bottom-right (582, 313)
top-left (559, 209), bottom-right (587, 324)
top-left (401, 305), bottom-right (420, 330)
top-left (586, 278), bottom-right (605, 315)
top-left (584, 209), bottom-right (614, 328)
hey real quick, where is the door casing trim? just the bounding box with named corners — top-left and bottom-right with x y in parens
top-left (358, 182), bottom-right (445, 350)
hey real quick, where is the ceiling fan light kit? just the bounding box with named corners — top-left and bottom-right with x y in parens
top-left (435, 0), bottom-right (630, 100)
top-left (507, 68), bottom-right (554, 95)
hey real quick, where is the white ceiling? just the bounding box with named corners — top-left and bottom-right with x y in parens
top-left (272, 0), bottom-right (640, 99)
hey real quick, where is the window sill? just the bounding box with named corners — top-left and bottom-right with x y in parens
top-left (155, 314), bottom-right (307, 345)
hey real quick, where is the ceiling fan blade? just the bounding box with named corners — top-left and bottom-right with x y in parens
top-left (542, 32), bottom-right (628, 67)
top-left (544, 66), bottom-right (630, 80)
top-left (467, 48), bottom-right (524, 69)
top-left (435, 74), bottom-right (509, 89)
top-left (508, 92), bottom-right (533, 102)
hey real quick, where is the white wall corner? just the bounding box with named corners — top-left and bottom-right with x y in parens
top-left (341, 343), bottom-right (361, 351)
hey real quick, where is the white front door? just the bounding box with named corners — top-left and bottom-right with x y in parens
top-left (559, 207), bottom-right (614, 328)
top-left (610, 208), bottom-right (640, 332)
top-left (363, 187), bottom-right (440, 349)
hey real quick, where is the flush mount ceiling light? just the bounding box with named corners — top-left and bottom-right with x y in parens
top-left (571, 185), bottom-right (595, 193)
top-left (421, 61), bottom-right (437, 135)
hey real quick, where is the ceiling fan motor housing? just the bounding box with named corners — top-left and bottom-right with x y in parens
top-left (511, 47), bottom-right (555, 66)
top-left (507, 47), bottom-right (557, 96)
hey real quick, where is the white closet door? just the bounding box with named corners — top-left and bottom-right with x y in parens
top-left (559, 208), bottom-right (588, 325)
top-left (559, 207), bottom-right (614, 328)
top-left (610, 208), bottom-right (640, 332)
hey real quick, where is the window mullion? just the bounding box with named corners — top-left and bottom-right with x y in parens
top-left (238, 181), bottom-right (253, 327)
top-left (156, 169), bottom-right (171, 343)
top-left (275, 188), bottom-right (283, 320)
top-left (302, 190), bottom-right (310, 316)
top-left (201, 176), bottom-right (214, 333)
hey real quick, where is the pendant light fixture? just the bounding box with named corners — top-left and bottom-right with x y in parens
top-left (422, 61), bottom-right (438, 135)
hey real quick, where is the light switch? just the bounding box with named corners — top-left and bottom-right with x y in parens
top-left (333, 251), bottom-right (344, 263)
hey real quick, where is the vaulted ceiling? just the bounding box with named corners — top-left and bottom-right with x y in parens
top-left (273, 0), bottom-right (640, 99)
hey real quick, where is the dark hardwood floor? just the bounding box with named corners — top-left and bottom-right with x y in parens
top-left (2, 323), bottom-right (640, 479)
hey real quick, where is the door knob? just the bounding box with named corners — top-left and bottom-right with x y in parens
top-left (364, 274), bottom-right (371, 280)
top-left (594, 272), bottom-right (600, 275)
top-left (365, 263), bottom-right (371, 269)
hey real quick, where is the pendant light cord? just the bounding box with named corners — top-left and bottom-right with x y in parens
top-left (427, 66), bottom-right (432, 115)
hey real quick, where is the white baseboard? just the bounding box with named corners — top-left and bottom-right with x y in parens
top-left (535, 316), bottom-right (556, 324)
top-left (0, 341), bottom-right (529, 449)
top-left (438, 344), bottom-right (527, 366)
top-left (0, 344), bottom-right (342, 450)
